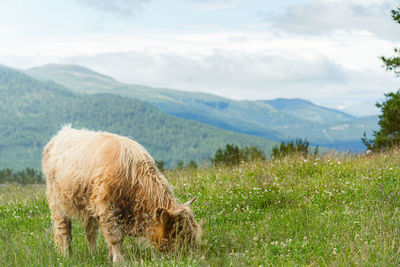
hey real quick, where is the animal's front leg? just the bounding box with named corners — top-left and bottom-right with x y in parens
top-left (108, 243), bottom-right (124, 263)
top-left (99, 214), bottom-right (125, 263)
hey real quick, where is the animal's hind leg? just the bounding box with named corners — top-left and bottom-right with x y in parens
top-left (85, 217), bottom-right (99, 253)
top-left (53, 214), bottom-right (72, 257)
top-left (46, 174), bottom-right (72, 256)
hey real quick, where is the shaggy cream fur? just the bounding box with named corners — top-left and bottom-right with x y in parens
top-left (43, 125), bottom-right (201, 263)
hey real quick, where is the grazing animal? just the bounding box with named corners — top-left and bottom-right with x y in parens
top-left (42, 126), bottom-right (202, 263)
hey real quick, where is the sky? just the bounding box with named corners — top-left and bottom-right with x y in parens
top-left (1, 0), bottom-right (399, 116)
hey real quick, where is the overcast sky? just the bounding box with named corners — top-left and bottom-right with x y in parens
top-left (1, 0), bottom-right (399, 116)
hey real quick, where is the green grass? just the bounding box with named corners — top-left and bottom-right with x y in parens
top-left (1, 150), bottom-right (400, 266)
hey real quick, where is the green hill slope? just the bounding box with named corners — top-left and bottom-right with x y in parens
top-left (0, 65), bottom-right (277, 169)
top-left (27, 64), bottom-right (283, 139)
top-left (26, 64), bottom-right (378, 150)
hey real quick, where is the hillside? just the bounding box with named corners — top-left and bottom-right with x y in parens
top-left (0, 65), bottom-right (277, 169)
top-left (26, 64), bottom-right (379, 150)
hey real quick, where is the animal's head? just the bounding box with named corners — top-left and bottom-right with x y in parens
top-left (151, 198), bottom-right (202, 252)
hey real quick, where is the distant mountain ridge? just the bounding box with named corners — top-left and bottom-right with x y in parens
top-left (26, 64), bottom-right (379, 151)
top-left (0, 65), bottom-right (277, 169)
top-left (28, 64), bottom-right (119, 93)
top-left (263, 98), bottom-right (355, 123)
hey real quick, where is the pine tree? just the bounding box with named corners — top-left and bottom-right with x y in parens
top-left (363, 6), bottom-right (400, 150)
top-left (381, 8), bottom-right (400, 76)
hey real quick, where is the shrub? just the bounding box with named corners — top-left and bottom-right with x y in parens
top-left (155, 160), bottom-right (165, 172)
top-left (272, 139), bottom-right (313, 158)
top-left (211, 144), bottom-right (265, 165)
top-left (186, 160), bottom-right (198, 169)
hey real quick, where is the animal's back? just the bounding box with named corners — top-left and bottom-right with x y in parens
top-left (42, 125), bottom-right (153, 217)
top-left (44, 126), bottom-right (116, 182)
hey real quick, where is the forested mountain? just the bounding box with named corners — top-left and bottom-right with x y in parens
top-left (27, 64), bottom-right (379, 150)
top-left (0, 65), bottom-right (277, 169)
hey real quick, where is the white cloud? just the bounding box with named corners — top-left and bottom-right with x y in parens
top-left (2, 29), bottom-right (395, 70)
top-left (192, 0), bottom-right (241, 10)
top-left (266, 0), bottom-right (400, 40)
top-left (76, 0), bottom-right (241, 16)
top-left (77, 0), bottom-right (149, 17)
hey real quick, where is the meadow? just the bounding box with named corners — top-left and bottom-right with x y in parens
top-left (1, 150), bottom-right (400, 266)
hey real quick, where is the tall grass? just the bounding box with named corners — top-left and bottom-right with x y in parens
top-left (1, 150), bottom-right (400, 265)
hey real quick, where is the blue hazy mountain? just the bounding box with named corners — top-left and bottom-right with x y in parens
top-left (26, 64), bottom-right (379, 151)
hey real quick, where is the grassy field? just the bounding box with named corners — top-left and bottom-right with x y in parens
top-left (1, 151), bottom-right (400, 266)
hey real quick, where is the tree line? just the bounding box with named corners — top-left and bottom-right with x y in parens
top-left (2, 139), bottom-right (315, 184)
top-left (0, 168), bottom-right (42, 184)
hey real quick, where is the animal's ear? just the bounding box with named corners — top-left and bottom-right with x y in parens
top-left (172, 209), bottom-right (186, 219)
top-left (155, 207), bottom-right (173, 225)
top-left (184, 197), bottom-right (197, 207)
